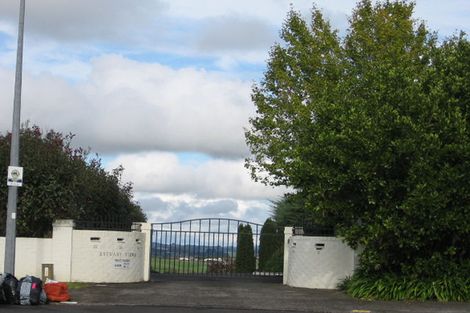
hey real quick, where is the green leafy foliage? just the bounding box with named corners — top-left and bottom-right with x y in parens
top-left (341, 271), bottom-right (470, 301)
top-left (271, 194), bottom-right (311, 227)
top-left (263, 246), bottom-right (284, 273)
top-left (271, 193), bottom-right (336, 235)
top-left (245, 0), bottom-right (469, 300)
top-left (258, 218), bottom-right (283, 272)
top-left (235, 224), bottom-right (256, 273)
top-left (0, 125), bottom-right (146, 237)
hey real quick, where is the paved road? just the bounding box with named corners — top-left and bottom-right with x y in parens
top-left (0, 277), bottom-right (469, 313)
top-left (0, 305), bottom-right (306, 313)
top-left (69, 277), bottom-right (470, 313)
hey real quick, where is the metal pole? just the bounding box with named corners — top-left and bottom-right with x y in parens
top-left (4, 0), bottom-right (26, 274)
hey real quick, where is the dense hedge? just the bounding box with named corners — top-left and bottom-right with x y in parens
top-left (0, 125), bottom-right (146, 237)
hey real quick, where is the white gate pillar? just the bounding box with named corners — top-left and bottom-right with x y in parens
top-left (283, 226), bottom-right (293, 285)
top-left (52, 220), bottom-right (75, 281)
top-left (135, 223), bottom-right (152, 281)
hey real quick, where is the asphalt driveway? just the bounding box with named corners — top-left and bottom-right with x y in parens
top-left (68, 276), bottom-right (470, 313)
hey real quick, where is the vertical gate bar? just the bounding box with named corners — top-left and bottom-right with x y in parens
top-left (202, 231), bottom-right (206, 274)
top-left (160, 225), bottom-right (165, 273)
top-left (161, 228), bottom-right (165, 273)
top-left (228, 221), bottom-right (232, 275)
top-left (178, 222), bottom-right (182, 274)
top-left (189, 220), bottom-right (192, 275)
top-left (209, 218), bottom-right (212, 273)
top-left (184, 226), bottom-right (187, 275)
top-left (209, 220), bottom-right (212, 275)
top-left (212, 223), bottom-right (215, 276)
top-left (184, 230), bottom-right (188, 274)
top-left (255, 224), bottom-right (259, 274)
top-left (209, 230), bottom-right (212, 275)
top-left (191, 222), bottom-right (198, 274)
top-left (233, 232), bottom-right (236, 275)
top-left (151, 226), bottom-right (156, 273)
top-left (211, 231), bottom-right (215, 276)
top-left (197, 232), bottom-right (201, 274)
top-left (172, 223), bottom-right (176, 274)
top-left (221, 220), bottom-right (225, 275)
top-left (174, 229), bottom-right (177, 274)
top-left (175, 225), bottom-right (178, 274)
top-left (169, 223), bottom-right (174, 273)
top-left (213, 230), bottom-right (216, 276)
top-left (237, 221), bottom-right (240, 277)
top-left (157, 225), bottom-right (160, 273)
top-left (197, 219), bottom-right (201, 274)
top-left (217, 219), bottom-right (221, 276)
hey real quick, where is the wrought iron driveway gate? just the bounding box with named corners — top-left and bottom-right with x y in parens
top-left (151, 218), bottom-right (282, 278)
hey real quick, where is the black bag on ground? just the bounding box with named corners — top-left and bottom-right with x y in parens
top-left (0, 277), bottom-right (6, 304)
top-left (16, 275), bottom-right (47, 305)
top-left (0, 273), bottom-right (18, 304)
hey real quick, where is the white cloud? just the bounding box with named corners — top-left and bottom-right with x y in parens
top-left (106, 151), bottom-right (286, 200)
top-left (136, 193), bottom-right (273, 224)
top-left (0, 55), bottom-right (254, 157)
top-left (166, 0), bottom-right (313, 25)
top-left (106, 150), bottom-right (286, 222)
top-left (1, 0), bottom-right (467, 75)
top-left (195, 15), bottom-right (276, 52)
top-left (0, 0), bottom-right (167, 43)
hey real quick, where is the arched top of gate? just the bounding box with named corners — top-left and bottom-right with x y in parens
top-left (151, 218), bottom-right (263, 234)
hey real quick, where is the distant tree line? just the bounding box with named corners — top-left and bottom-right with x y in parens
top-left (0, 125), bottom-right (146, 237)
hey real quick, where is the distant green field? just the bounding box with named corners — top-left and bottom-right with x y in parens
top-left (151, 257), bottom-right (208, 274)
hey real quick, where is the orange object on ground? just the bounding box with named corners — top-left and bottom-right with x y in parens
top-left (44, 282), bottom-right (71, 302)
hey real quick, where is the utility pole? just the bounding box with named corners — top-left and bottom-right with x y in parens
top-left (4, 0), bottom-right (26, 274)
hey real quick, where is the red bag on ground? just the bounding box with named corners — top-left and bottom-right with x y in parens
top-left (44, 282), bottom-right (70, 302)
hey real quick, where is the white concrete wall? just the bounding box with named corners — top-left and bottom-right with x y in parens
top-left (52, 220), bottom-right (75, 281)
top-left (0, 220), bottom-right (150, 283)
top-left (284, 231), bottom-right (359, 289)
top-left (0, 237), bottom-right (53, 278)
top-left (70, 229), bottom-right (145, 283)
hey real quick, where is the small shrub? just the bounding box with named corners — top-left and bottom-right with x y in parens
top-left (207, 261), bottom-right (235, 274)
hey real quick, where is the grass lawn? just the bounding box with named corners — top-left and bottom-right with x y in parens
top-left (151, 257), bottom-right (208, 274)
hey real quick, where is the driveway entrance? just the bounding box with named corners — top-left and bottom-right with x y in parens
top-left (150, 218), bottom-right (282, 279)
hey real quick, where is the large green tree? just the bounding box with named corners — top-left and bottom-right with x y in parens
top-left (245, 0), bottom-right (469, 287)
top-left (0, 125), bottom-right (146, 237)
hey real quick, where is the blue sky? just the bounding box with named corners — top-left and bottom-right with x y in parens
top-left (0, 0), bottom-right (469, 223)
